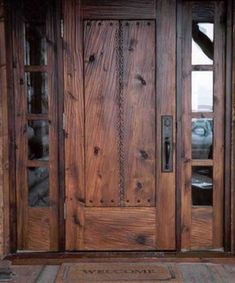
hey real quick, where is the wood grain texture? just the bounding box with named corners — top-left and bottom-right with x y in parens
top-left (212, 2), bottom-right (225, 249)
top-left (0, 0), bottom-right (8, 257)
top-left (82, 208), bottom-right (156, 250)
top-left (232, 0), bottom-right (235, 254)
top-left (191, 207), bottom-right (213, 250)
top-left (156, 0), bottom-right (176, 250)
top-left (82, 0), bottom-right (156, 20)
top-left (12, 0), bottom-right (28, 250)
top-left (64, 0), bottom-right (85, 250)
top-left (224, 0), bottom-right (233, 252)
top-left (47, 0), bottom-right (59, 251)
top-left (84, 21), bottom-right (120, 207)
top-left (27, 208), bottom-right (50, 251)
top-left (123, 21), bottom-right (156, 207)
top-left (180, 1), bottom-right (192, 251)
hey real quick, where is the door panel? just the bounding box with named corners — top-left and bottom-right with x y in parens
top-left (84, 21), bottom-right (120, 206)
top-left (82, 20), bottom-right (156, 249)
top-left (83, 208), bottom-right (156, 250)
top-left (123, 21), bottom-right (156, 207)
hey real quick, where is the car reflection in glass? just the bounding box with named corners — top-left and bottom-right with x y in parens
top-left (192, 166), bottom-right (213, 206)
top-left (192, 118), bottom-right (213, 159)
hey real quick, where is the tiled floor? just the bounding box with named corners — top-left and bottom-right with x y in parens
top-left (1, 260), bottom-right (235, 282)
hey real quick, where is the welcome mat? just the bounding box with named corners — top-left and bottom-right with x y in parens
top-left (55, 262), bottom-right (183, 283)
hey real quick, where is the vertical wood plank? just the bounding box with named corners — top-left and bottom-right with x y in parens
top-left (176, 0), bottom-right (183, 252)
top-left (180, 1), bottom-right (192, 251)
top-left (156, 0), bottom-right (176, 249)
top-left (232, 0), bottom-right (235, 254)
top-left (123, 20), bottom-right (156, 207)
top-left (84, 20), bottom-right (120, 207)
top-left (0, 0), bottom-right (10, 256)
top-left (12, 0), bottom-right (29, 250)
top-left (47, 0), bottom-right (59, 251)
top-left (224, 0), bottom-right (232, 252)
top-left (64, 0), bottom-right (85, 250)
top-left (213, 2), bottom-right (225, 248)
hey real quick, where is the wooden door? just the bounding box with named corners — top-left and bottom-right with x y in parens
top-left (64, 0), bottom-right (176, 251)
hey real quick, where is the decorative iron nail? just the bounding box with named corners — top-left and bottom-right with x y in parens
top-left (94, 146), bottom-right (100, 155)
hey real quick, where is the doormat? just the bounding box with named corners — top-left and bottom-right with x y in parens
top-left (55, 262), bottom-right (183, 283)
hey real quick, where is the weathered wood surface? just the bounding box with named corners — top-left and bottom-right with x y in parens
top-left (27, 208), bottom-right (50, 251)
top-left (0, 0), bottom-right (8, 258)
top-left (232, 0), bottom-right (235, 254)
top-left (156, 0), bottom-right (176, 250)
top-left (123, 20), bottom-right (156, 207)
top-left (64, 0), bottom-right (85, 250)
top-left (181, 1), bottom-right (192, 251)
top-left (191, 207), bottom-right (213, 250)
top-left (212, 1), bottom-right (225, 249)
top-left (84, 20), bottom-right (120, 206)
top-left (82, 0), bottom-right (156, 19)
top-left (82, 208), bottom-right (156, 250)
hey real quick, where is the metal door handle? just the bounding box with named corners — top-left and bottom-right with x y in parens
top-left (162, 116), bottom-right (173, 172)
top-left (164, 137), bottom-right (171, 170)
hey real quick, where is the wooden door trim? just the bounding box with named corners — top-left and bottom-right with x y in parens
top-left (4, 251), bottom-right (235, 265)
top-left (224, 0), bottom-right (233, 253)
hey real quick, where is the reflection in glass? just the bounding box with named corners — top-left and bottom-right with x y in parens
top-left (28, 120), bottom-right (49, 161)
top-left (192, 23), bottom-right (214, 65)
top-left (26, 72), bottom-right (48, 114)
top-left (192, 118), bottom-right (213, 159)
top-left (24, 23), bottom-right (47, 65)
top-left (192, 71), bottom-right (213, 112)
top-left (192, 166), bottom-right (213, 206)
top-left (28, 167), bottom-right (49, 207)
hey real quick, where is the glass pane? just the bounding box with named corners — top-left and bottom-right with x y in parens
top-left (192, 71), bottom-right (213, 112)
top-left (28, 120), bottom-right (49, 161)
top-left (192, 23), bottom-right (214, 65)
top-left (24, 23), bottom-right (47, 65)
top-left (192, 166), bottom-right (213, 206)
top-left (28, 167), bottom-right (49, 207)
top-left (192, 118), bottom-right (213, 159)
top-left (26, 72), bottom-right (48, 114)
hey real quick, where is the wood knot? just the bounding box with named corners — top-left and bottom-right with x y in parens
top-left (136, 235), bottom-right (146, 245)
top-left (73, 214), bottom-right (81, 226)
top-left (140, 150), bottom-right (148, 160)
top-left (136, 74), bottom-right (146, 86)
top-left (89, 54), bottom-right (95, 63)
top-left (136, 181), bottom-right (143, 190)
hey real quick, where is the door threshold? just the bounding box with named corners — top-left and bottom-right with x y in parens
top-left (4, 251), bottom-right (235, 265)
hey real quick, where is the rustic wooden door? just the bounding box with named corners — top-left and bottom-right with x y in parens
top-left (64, 1), bottom-right (176, 251)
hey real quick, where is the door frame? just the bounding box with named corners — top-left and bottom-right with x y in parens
top-left (0, 0), bottom-right (235, 258)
